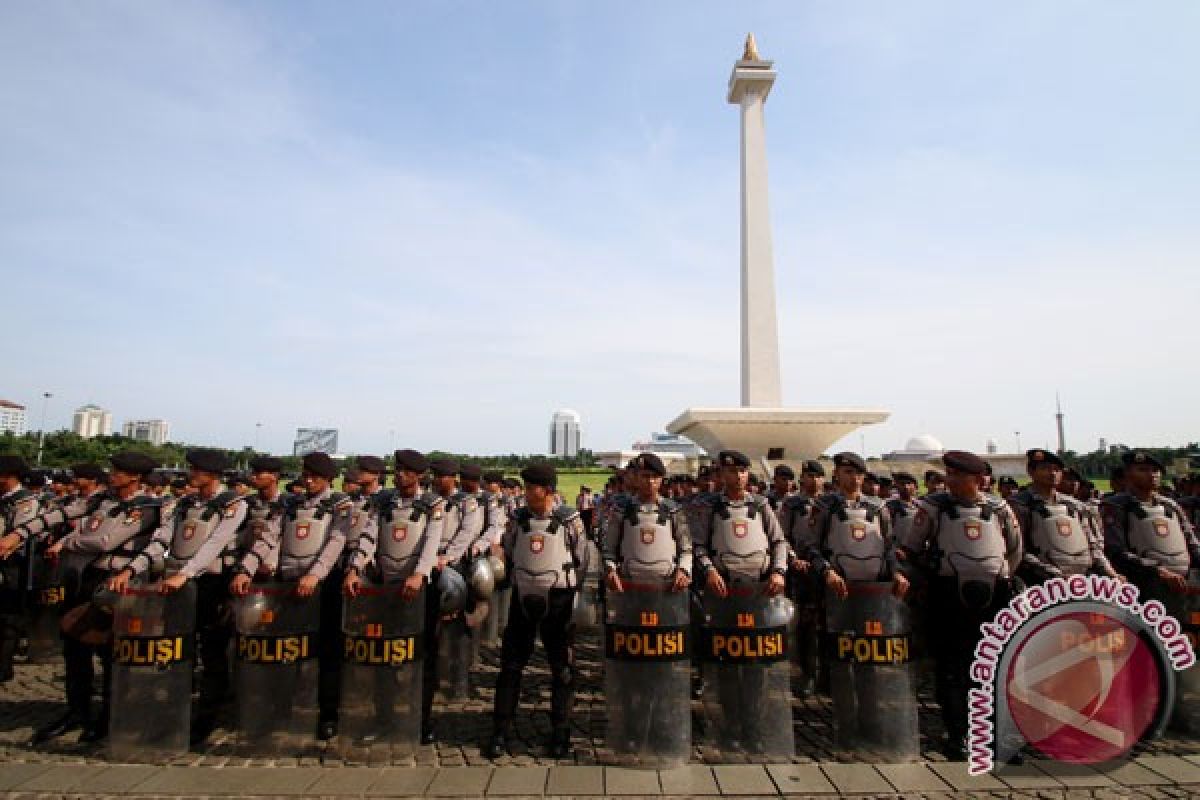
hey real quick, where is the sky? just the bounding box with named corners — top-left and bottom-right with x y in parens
top-left (2, 1), bottom-right (1198, 458)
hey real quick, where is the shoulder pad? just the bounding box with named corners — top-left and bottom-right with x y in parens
top-left (1161, 495), bottom-right (1186, 513)
top-left (783, 493), bottom-right (810, 510)
top-left (419, 491), bottom-right (444, 509)
top-left (331, 494), bottom-right (354, 513)
top-left (659, 497), bottom-right (681, 514)
top-left (982, 494), bottom-right (1010, 512)
top-left (282, 493), bottom-right (304, 512)
top-left (552, 504), bottom-right (580, 523)
top-left (212, 489), bottom-right (242, 509)
top-left (862, 495), bottom-right (885, 510)
top-left (370, 488), bottom-right (396, 510)
top-left (131, 495), bottom-right (163, 510)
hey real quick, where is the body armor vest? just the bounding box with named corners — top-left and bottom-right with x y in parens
top-left (1126, 500), bottom-right (1190, 575)
top-left (824, 502), bottom-right (886, 582)
top-left (238, 496), bottom-right (275, 552)
top-left (1026, 496), bottom-right (1091, 575)
top-left (888, 499), bottom-right (919, 552)
top-left (282, 501), bottom-right (334, 561)
top-left (932, 498), bottom-right (1008, 609)
top-left (76, 496), bottom-right (160, 573)
top-left (377, 495), bottom-right (432, 578)
top-left (617, 501), bottom-right (677, 581)
top-left (710, 498), bottom-right (769, 583)
top-left (439, 495), bottom-right (463, 551)
top-left (169, 501), bottom-right (220, 567)
top-left (512, 510), bottom-right (577, 594)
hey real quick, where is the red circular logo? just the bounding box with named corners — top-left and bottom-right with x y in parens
top-left (1005, 610), bottom-right (1163, 764)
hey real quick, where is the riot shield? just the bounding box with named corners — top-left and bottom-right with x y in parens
top-left (604, 583), bottom-right (691, 767)
top-left (699, 586), bottom-right (795, 759)
top-left (437, 614), bottom-right (473, 701)
top-left (338, 583), bottom-right (424, 762)
top-left (108, 579), bottom-right (197, 763)
top-left (26, 547), bottom-right (66, 664)
top-left (233, 583), bottom-right (320, 754)
top-left (1163, 570), bottom-right (1200, 734)
top-left (825, 581), bottom-right (919, 760)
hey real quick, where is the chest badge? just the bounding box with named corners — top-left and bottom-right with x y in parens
top-left (964, 520), bottom-right (982, 541)
top-left (640, 526), bottom-right (656, 544)
top-left (851, 524), bottom-right (867, 541)
top-left (125, 509), bottom-right (141, 526)
top-left (1153, 520), bottom-right (1170, 537)
top-left (295, 522), bottom-right (311, 540)
top-left (88, 516), bottom-right (103, 532)
top-left (1057, 520), bottom-right (1074, 537)
top-left (530, 534), bottom-right (545, 554)
top-left (733, 520), bottom-right (749, 538)
top-left (182, 522), bottom-right (197, 541)
top-left (392, 524), bottom-right (408, 542)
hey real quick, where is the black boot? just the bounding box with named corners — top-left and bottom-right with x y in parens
top-left (79, 708), bottom-right (109, 744)
top-left (547, 726), bottom-right (571, 759)
top-left (484, 724), bottom-right (510, 759)
top-left (31, 710), bottom-right (87, 745)
top-left (420, 721), bottom-right (436, 745)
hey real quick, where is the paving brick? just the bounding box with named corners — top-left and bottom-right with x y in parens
top-left (0, 763), bottom-right (54, 791)
top-left (9, 764), bottom-right (109, 792)
top-left (819, 763), bottom-right (892, 794)
top-left (133, 766), bottom-right (258, 794)
top-left (242, 765), bottom-right (325, 794)
top-left (487, 766), bottom-right (547, 795)
top-left (425, 766), bottom-right (492, 796)
top-left (546, 765), bottom-right (604, 795)
top-left (928, 761), bottom-right (1007, 791)
top-left (767, 764), bottom-right (837, 794)
top-left (994, 762), bottom-right (1064, 789)
top-left (1137, 755), bottom-right (1200, 784)
top-left (1033, 760), bottom-right (1115, 787)
top-left (877, 763), bottom-right (952, 793)
top-left (87, 764), bottom-right (160, 793)
top-left (604, 766), bottom-right (661, 795)
top-left (1103, 760), bottom-right (1174, 786)
top-left (366, 766), bottom-right (438, 795)
top-left (712, 765), bottom-right (776, 795)
top-left (659, 765), bottom-right (720, 796)
top-left (309, 767), bottom-right (385, 794)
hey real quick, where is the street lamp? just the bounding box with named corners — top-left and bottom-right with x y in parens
top-left (1014, 431), bottom-right (1022, 453)
top-left (36, 392), bottom-right (52, 465)
top-left (254, 422), bottom-right (262, 451)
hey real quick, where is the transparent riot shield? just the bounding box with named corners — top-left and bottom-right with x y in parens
top-left (26, 548), bottom-right (66, 664)
top-left (109, 579), bottom-right (197, 763)
top-left (1165, 570), bottom-right (1200, 735)
top-left (825, 581), bottom-right (919, 760)
top-left (233, 583), bottom-right (320, 754)
top-left (338, 583), bottom-right (424, 762)
top-left (699, 586), bottom-right (795, 759)
top-left (604, 583), bottom-right (691, 767)
top-left (438, 613), bottom-right (473, 701)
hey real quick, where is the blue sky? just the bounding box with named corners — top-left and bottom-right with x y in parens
top-left (3, 2), bottom-right (1197, 457)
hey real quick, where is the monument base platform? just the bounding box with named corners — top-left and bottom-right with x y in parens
top-left (666, 407), bottom-right (890, 463)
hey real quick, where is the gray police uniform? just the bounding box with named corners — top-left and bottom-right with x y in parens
top-left (601, 495), bottom-right (692, 583)
top-left (810, 491), bottom-right (896, 583)
top-left (1102, 491), bottom-right (1199, 586)
top-left (692, 492), bottom-right (788, 586)
top-left (1008, 487), bottom-right (1110, 580)
top-left (1, 486), bottom-right (42, 679)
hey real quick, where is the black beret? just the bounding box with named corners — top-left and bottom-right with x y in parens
top-left (877, 475), bottom-right (894, 486)
top-left (773, 464), bottom-right (795, 480)
top-left (228, 472), bottom-right (252, 487)
top-left (429, 458), bottom-right (459, 477)
top-left (459, 463), bottom-right (482, 481)
top-left (633, 452), bottom-right (667, 476)
top-left (342, 467), bottom-right (361, 483)
top-left (1110, 466), bottom-right (1125, 480)
top-left (249, 455), bottom-right (283, 473)
top-left (942, 450), bottom-right (988, 476)
top-left (833, 452), bottom-right (867, 473)
top-left (1026, 448), bottom-right (1064, 469)
top-left (1062, 467), bottom-right (1084, 482)
top-left (393, 449), bottom-right (429, 473)
top-left (925, 470), bottom-right (944, 481)
top-left (142, 471), bottom-right (167, 488)
top-left (301, 451), bottom-right (338, 480)
top-left (186, 448), bottom-right (229, 474)
top-left (22, 469), bottom-right (48, 487)
top-left (697, 465), bottom-right (712, 478)
top-left (482, 470), bottom-right (504, 484)
top-left (1121, 451), bottom-right (1164, 471)
top-left (0, 454), bottom-right (28, 476)
top-left (998, 476), bottom-right (1020, 487)
top-left (110, 451), bottom-right (158, 477)
top-left (892, 472), bottom-right (917, 484)
top-left (520, 463), bottom-right (557, 489)
top-left (717, 450), bottom-right (750, 468)
top-left (864, 471), bottom-right (878, 482)
top-left (355, 455), bottom-right (386, 474)
top-left (801, 459), bottom-right (825, 477)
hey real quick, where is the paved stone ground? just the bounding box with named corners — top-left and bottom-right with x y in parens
top-left (2, 629), bottom-right (1198, 797)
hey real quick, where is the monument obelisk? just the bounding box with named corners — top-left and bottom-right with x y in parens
top-left (667, 35), bottom-right (889, 464)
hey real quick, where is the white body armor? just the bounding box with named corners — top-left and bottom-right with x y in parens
top-left (169, 503), bottom-right (220, 572)
top-left (935, 502), bottom-right (1008, 608)
top-left (617, 503), bottom-right (677, 581)
top-left (825, 505), bottom-right (886, 582)
top-left (377, 498), bottom-right (432, 578)
top-left (1028, 500), bottom-right (1092, 575)
top-left (283, 505), bottom-right (333, 561)
top-left (889, 500), bottom-right (919, 553)
top-left (513, 513), bottom-right (576, 595)
top-left (1127, 502), bottom-right (1190, 576)
top-left (710, 501), bottom-right (769, 583)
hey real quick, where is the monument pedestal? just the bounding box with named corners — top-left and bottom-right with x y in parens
top-left (666, 407), bottom-right (889, 464)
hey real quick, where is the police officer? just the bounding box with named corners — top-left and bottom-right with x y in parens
top-left (343, 448), bottom-right (443, 742)
top-left (900, 450), bottom-right (1022, 760)
top-left (474, 470), bottom-right (509, 556)
top-left (25, 451), bottom-right (162, 743)
top-left (777, 459), bottom-right (826, 696)
top-left (765, 465), bottom-right (795, 513)
top-left (1008, 449), bottom-right (1119, 583)
top-left (229, 455), bottom-right (286, 576)
top-left (886, 472), bottom-right (921, 554)
top-left (691, 450), bottom-right (788, 747)
top-left (0, 455), bottom-right (41, 681)
top-left (345, 456), bottom-right (387, 571)
top-left (997, 476), bottom-right (1019, 500)
top-left (107, 449), bottom-right (248, 742)
top-left (230, 451), bottom-right (356, 740)
top-left (923, 470), bottom-right (946, 496)
top-left (602, 453), bottom-right (691, 592)
top-left (486, 463), bottom-right (589, 759)
top-left (1180, 475), bottom-right (1200, 532)
top-left (1101, 451), bottom-right (1199, 598)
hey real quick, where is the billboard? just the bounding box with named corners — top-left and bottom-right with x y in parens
top-left (293, 428), bottom-right (338, 457)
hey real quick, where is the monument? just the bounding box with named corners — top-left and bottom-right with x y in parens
top-left (666, 35), bottom-right (888, 464)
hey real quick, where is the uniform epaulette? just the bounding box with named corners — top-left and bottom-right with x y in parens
top-left (660, 496), bottom-right (681, 514)
top-left (330, 492), bottom-right (353, 513)
top-left (418, 491), bottom-right (443, 510)
top-left (212, 489), bottom-right (242, 510)
top-left (130, 494), bottom-right (163, 510)
top-left (552, 504), bottom-right (580, 523)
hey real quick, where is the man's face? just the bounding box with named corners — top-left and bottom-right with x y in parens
top-left (801, 473), bottom-right (820, 495)
top-left (396, 468), bottom-right (421, 492)
top-left (252, 470), bottom-right (278, 492)
top-left (301, 471), bottom-right (329, 495)
top-left (73, 477), bottom-right (97, 495)
top-left (772, 476), bottom-right (792, 495)
top-left (834, 465), bottom-right (864, 495)
top-left (721, 466), bottom-right (748, 494)
top-left (188, 467), bottom-right (219, 492)
top-left (640, 471), bottom-right (662, 497)
top-left (898, 479), bottom-right (917, 500)
top-left (698, 476), bottom-right (715, 493)
top-left (359, 471), bottom-right (381, 493)
top-left (462, 478), bottom-right (480, 494)
top-left (1126, 463), bottom-right (1160, 493)
top-left (928, 477), bottom-right (946, 493)
top-left (343, 479), bottom-right (361, 495)
top-left (1030, 463), bottom-right (1061, 492)
top-left (483, 480), bottom-right (501, 494)
top-left (1058, 474), bottom-right (1079, 496)
top-left (945, 468), bottom-right (980, 500)
top-left (525, 483), bottom-right (552, 507)
top-left (109, 469), bottom-right (139, 492)
top-left (435, 474), bottom-right (457, 494)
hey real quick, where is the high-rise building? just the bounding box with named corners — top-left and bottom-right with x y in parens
top-left (0, 400), bottom-right (26, 435)
top-left (548, 409), bottom-right (582, 458)
top-left (122, 419), bottom-right (170, 446)
top-left (72, 404), bottom-right (113, 439)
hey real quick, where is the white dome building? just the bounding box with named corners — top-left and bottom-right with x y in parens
top-left (882, 433), bottom-right (945, 461)
top-left (548, 409), bottom-right (582, 458)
